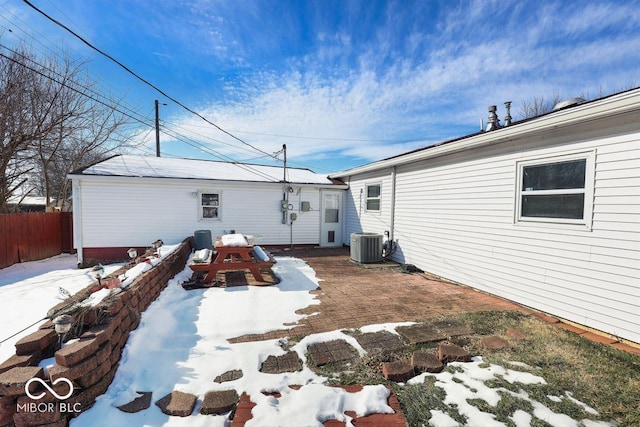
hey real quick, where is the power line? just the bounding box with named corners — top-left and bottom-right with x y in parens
top-left (0, 8), bottom-right (151, 121)
top-left (22, 0), bottom-right (278, 161)
top-left (1, 26), bottom-right (265, 171)
top-left (5, 4), bottom-right (332, 176)
top-left (0, 43), bottom-right (153, 128)
top-left (0, 50), bottom-right (153, 130)
top-left (180, 121), bottom-right (416, 143)
top-left (160, 120), bottom-right (341, 173)
top-left (228, 128), bottom-right (417, 143)
top-left (158, 127), bottom-right (280, 182)
top-left (164, 120), bottom-right (270, 158)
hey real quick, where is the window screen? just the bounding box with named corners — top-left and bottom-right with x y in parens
top-left (520, 159), bottom-right (587, 220)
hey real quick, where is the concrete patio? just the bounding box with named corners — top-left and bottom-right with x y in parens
top-left (229, 246), bottom-right (525, 344)
top-left (229, 247), bottom-right (640, 357)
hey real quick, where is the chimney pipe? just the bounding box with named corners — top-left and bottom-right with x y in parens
top-left (486, 105), bottom-right (501, 131)
top-left (504, 101), bottom-right (512, 126)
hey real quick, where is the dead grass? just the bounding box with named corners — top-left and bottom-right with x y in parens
top-left (309, 311), bottom-right (640, 426)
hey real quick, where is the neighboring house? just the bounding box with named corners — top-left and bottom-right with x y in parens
top-left (69, 155), bottom-right (346, 266)
top-left (331, 88), bottom-right (640, 345)
top-left (7, 196), bottom-right (48, 212)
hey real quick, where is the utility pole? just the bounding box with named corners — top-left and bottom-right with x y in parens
top-left (282, 144), bottom-right (287, 182)
top-left (281, 144), bottom-right (288, 225)
top-left (155, 100), bottom-right (161, 157)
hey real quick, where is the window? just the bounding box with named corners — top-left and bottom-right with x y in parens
top-left (516, 152), bottom-right (594, 226)
top-left (366, 183), bottom-right (381, 212)
top-left (199, 191), bottom-right (220, 220)
top-left (324, 193), bottom-right (340, 223)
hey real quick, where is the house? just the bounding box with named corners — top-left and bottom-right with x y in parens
top-left (69, 155), bottom-right (346, 266)
top-left (7, 195), bottom-right (48, 212)
top-left (330, 88), bottom-right (640, 345)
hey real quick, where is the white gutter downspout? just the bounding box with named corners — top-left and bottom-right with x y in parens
top-left (390, 166), bottom-right (397, 242)
top-left (72, 178), bottom-right (83, 267)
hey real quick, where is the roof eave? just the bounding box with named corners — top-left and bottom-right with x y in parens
top-left (67, 173), bottom-right (347, 188)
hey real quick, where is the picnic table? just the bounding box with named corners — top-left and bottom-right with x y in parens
top-left (189, 235), bottom-right (277, 285)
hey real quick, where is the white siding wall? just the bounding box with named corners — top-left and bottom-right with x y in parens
top-left (343, 170), bottom-right (394, 244)
top-left (77, 178), bottom-right (323, 247)
top-left (343, 129), bottom-right (640, 344)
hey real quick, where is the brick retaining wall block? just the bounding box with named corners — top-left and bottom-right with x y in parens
top-left (14, 329), bottom-right (57, 356)
top-left (107, 297), bottom-right (124, 316)
top-left (13, 399), bottom-right (66, 427)
top-left (0, 237), bottom-right (195, 427)
top-left (55, 335), bottom-right (103, 367)
top-left (76, 359), bottom-right (112, 389)
top-left (94, 342), bottom-right (111, 366)
top-left (0, 367), bottom-right (45, 397)
top-left (0, 396), bottom-right (16, 426)
top-left (0, 354), bottom-right (39, 375)
top-left (67, 364), bottom-right (119, 412)
top-left (49, 356), bottom-right (98, 384)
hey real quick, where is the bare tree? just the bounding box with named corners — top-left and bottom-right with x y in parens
top-left (518, 85), bottom-right (638, 121)
top-left (0, 45), bottom-right (62, 212)
top-left (29, 55), bottom-right (131, 211)
top-left (517, 93), bottom-right (563, 119)
top-left (0, 40), bottom-right (132, 213)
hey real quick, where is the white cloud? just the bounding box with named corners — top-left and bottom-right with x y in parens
top-left (142, 0), bottom-right (640, 169)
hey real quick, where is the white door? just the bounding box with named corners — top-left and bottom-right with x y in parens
top-left (320, 191), bottom-right (342, 247)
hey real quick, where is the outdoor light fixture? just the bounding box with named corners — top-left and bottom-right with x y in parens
top-left (53, 314), bottom-right (73, 350)
top-left (127, 248), bottom-right (138, 262)
top-left (91, 264), bottom-right (105, 287)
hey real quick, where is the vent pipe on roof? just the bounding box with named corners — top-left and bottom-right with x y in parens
top-left (484, 101), bottom-right (512, 131)
top-left (504, 101), bottom-right (512, 126)
top-left (485, 105), bottom-right (501, 131)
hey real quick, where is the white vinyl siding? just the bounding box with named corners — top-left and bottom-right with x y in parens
top-left (342, 130), bottom-right (640, 344)
top-left (76, 178), bottom-right (323, 247)
top-left (343, 171), bottom-right (393, 244)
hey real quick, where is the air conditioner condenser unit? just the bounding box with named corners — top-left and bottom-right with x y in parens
top-left (350, 233), bottom-right (383, 263)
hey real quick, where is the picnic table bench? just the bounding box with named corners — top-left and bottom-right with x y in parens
top-left (189, 237), bottom-right (277, 285)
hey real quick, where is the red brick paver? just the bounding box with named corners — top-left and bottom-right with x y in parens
top-left (230, 247), bottom-right (524, 343)
top-left (225, 247), bottom-right (639, 357)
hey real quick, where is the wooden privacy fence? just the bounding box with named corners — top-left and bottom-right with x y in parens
top-left (0, 212), bottom-right (73, 269)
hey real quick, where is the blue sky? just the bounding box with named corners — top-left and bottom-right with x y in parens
top-left (2, 0), bottom-right (639, 173)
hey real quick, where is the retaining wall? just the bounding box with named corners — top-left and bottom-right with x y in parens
top-left (0, 237), bottom-right (193, 427)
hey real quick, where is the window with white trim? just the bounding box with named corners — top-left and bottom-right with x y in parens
top-left (365, 183), bottom-right (381, 212)
top-left (199, 191), bottom-right (221, 220)
top-left (516, 152), bottom-right (594, 226)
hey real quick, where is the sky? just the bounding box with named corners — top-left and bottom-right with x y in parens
top-left (1, 0), bottom-right (639, 173)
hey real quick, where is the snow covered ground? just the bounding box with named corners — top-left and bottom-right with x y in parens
top-left (407, 359), bottom-right (613, 427)
top-left (0, 253), bottom-right (615, 427)
top-left (0, 255), bottom-right (123, 363)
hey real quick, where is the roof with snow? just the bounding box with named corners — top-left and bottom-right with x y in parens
top-left (71, 155), bottom-right (343, 186)
top-left (7, 196), bottom-right (47, 206)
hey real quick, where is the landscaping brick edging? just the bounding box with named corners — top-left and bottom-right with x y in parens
top-left (0, 237), bottom-right (193, 427)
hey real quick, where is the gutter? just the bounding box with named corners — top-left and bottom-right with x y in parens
top-left (68, 173), bottom-right (348, 190)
